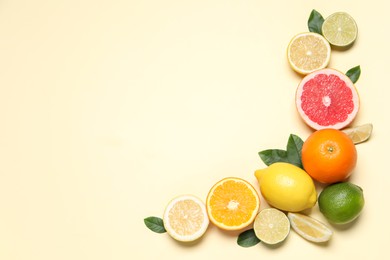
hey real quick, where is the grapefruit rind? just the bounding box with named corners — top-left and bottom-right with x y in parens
top-left (295, 68), bottom-right (360, 130)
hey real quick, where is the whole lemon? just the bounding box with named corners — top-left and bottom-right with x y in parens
top-left (255, 162), bottom-right (317, 212)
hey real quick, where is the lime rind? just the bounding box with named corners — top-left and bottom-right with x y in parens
top-left (342, 123), bottom-right (373, 144)
top-left (254, 208), bottom-right (290, 245)
top-left (322, 12), bottom-right (358, 47)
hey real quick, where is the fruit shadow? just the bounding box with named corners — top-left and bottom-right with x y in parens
top-left (215, 224), bottom-right (246, 238)
top-left (328, 214), bottom-right (362, 231)
top-left (169, 226), bottom-right (211, 248)
top-left (330, 42), bottom-right (356, 52)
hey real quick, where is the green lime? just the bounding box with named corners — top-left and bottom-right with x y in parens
top-left (318, 182), bottom-right (364, 224)
top-left (322, 12), bottom-right (358, 47)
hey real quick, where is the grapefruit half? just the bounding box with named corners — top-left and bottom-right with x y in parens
top-left (295, 68), bottom-right (359, 130)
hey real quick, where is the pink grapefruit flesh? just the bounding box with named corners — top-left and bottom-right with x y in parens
top-left (296, 68), bottom-right (359, 130)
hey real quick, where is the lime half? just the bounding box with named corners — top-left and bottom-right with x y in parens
top-left (253, 208), bottom-right (290, 245)
top-left (322, 12), bottom-right (358, 47)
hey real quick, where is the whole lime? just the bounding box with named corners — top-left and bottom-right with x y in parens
top-left (318, 182), bottom-right (364, 224)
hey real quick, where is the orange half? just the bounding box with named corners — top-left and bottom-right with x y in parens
top-left (206, 177), bottom-right (260, 230)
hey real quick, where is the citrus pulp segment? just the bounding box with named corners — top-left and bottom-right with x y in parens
top-left (206, 177), bottom-right (260, 231)
top-left (163, 195), bottom-right (209, 242)
top-left (287, 32), bottom-right (331, 74)
top-left (287, 212), bottom-right (333, 243)
top-left (253, 208), bottom-right (290, 245)
top-left (342, 123), bottom-right (373, 144)
top-left (295, 68), bottom-right (360, 130)
top-left (322, 12), bottom-right (358, 47)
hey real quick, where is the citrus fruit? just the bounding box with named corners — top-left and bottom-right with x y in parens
top-left (206, 177), bottom-right (260, 230)
top-left (287, 212), bottom-right (333, 243)
top-left (318, 182), bottom-right (365, 224)
top-left (254, 162), bottom-right (317, 212)
top-left (253, 208), bottom-right (290, 245)
top-left (163, 195), bottom-right (209, 242)
top-left (342, 123), bottom-right (373, 144)
top-left (287, 32), bottom-right (331, 75)
top-left (322, 12), bottom-right (358, 47)
top-left (295, 68), bottom-right (360, 130)
top-left (301, 128), bottom-right (357, 184)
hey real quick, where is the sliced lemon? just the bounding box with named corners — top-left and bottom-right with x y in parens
top-left (342, 123), bottom-right (373, 144)
top-left (287, 32), bottom-right (331, 75)
top-left (287, 212), bottom-right (333, 243)
top-left (322, 12), bottom-right (358, 47)
top-left (253, 208), bottom-right (290, 245)
top-left (163, 195), bottom-right (209, 242)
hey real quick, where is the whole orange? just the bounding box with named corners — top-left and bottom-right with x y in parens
top-left (301, 129), bottom-right (357, 183)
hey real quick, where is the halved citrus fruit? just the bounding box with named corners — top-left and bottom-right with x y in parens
top-left (287, 32), bottom-right (331, 75)
top-left (322, 12), bottom-right (358, 47)
top-left (287, 212), bottom-right (333, 243)
top-left (163, 195), bottom-right (209, 242)
top-left (342, 123), bottom-right (373, 144)
top-left (253, 208), bottom-right (290, 245)
top-left (206, 177), bottom-right (260, 231)
top-left (295, 68), bottom-right (360, 130)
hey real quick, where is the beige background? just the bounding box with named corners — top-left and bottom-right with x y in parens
top-left (1, 0), bottom-right (389, 259)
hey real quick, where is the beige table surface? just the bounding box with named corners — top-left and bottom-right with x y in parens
top-left (1, 0), bottom-right (389, 259)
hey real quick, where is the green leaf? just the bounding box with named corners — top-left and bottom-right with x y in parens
top-left (144, 216), bottom-right (166, 233)
top-left (286, 134), bottom-right (304, 168)
top-left (237, 229), bottom-right (260, 247)
top-left (308, 9), bottom-right (325, 34)
top-left (258, 149), bottom-right (288, 166)
top-left (346, 65), bottom-right (361, 83)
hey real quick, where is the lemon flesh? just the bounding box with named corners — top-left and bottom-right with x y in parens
top-left (163, 195), bottom-right (209, 242)
top-left (255, 162), bottom-right (317, 212)
top-left (288, 212), bottom-right (333, 243)
top-left (287, 32), bottom-right (331, 75)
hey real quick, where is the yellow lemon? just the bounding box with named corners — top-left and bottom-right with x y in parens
top-left (255, 162), bottom-right (317, 212)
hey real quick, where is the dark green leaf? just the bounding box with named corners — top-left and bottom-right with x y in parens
top-left (144, 216), bottom-right (166, 233)
top-left (308, 9), bottom-right (325, 34)
top-left (346, 65), bottom-right (361, 83)
top-left (237, 229), bottom-right (260, 247)
top-left (258, 149), bottom-right (288, 166)
top-left (286, 134), bottom-right (304, 168)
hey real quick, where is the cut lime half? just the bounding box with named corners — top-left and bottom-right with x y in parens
top-left (322, 12), bottom-right (358, 47)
